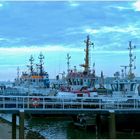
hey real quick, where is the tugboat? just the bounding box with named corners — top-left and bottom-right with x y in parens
top-left (54, 35), bottom-right (99, 97)
top-left (14, 53), bottom-right (50, 88)
top-left (1, 53), bottom-right (56, 96)
top-left (111, 41), bottom-right (138, 98)
top-left (66, 35), bottom-right (96, 91)
top-left (102, 41), bottom-right (138, 106)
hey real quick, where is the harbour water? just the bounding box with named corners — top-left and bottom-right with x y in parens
top-left (1, 113), bottom-right (140, 139)
top-left (27, 116), bottom-right (140, 139)
top-left (26, 116), bottom-right (103, 139)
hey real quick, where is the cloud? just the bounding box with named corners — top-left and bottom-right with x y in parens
top-left (0, 3), bottom-right (3, 7)
top-left (0, 37), bottom-right (26, 46)
top-left (84, 25), bottom-right (140, 36)
top-left (0, 44), bottom-right (139, 55)
top-left (68, 1), bottom-right (80, 7)
top-left (84, 28), bottom-right (99, 34)
top-left (133, 0), bottom-right (140, 11)
top-left (115, 6), bottom-right (130, 10)
top-left (0, 37), bottom-right (8, 41)
top-left (112, 6), bottom-right (132, 11)
top-left (0, 45), bottom-right (83, 53)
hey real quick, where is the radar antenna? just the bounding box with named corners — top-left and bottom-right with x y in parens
top-left (80, 35), bottom-right (94, 74)
top-left (128, 41), bottom-right (136, 79)
top-left (37, 52), bottom-right (45, 76)
top-left (66, 53), bottom-right (71, 74)
top-left (17, 67), bottom-right (20, 85)
top-left (27, 55), bottom-right (34, 75)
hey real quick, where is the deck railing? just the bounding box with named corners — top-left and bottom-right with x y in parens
top-left (1, 95), bottom-right (140, 111)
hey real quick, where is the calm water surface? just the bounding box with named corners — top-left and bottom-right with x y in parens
top-left (2, 114), bottom-right (140, 139)
top-left (26, 117), bottom-right (140, 139)
top-left (27, 117), bottom-right (98, 139)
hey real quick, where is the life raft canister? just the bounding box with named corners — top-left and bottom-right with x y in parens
top-left (31, 98), bottom-right (40, 107)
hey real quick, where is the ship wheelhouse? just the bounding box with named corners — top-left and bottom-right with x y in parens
top-left (111, 79), bottom-right (137, 98)
top-left (111, 80), bottom-right (136, 92)
top-left (66, 71), bottom-right (96, 88)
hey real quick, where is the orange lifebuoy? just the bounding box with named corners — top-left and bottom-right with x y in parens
top-left (31, 98), bottom-right (40, 107)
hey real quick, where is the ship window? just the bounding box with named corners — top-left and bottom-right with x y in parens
top-left (68, 79), bottom-right (72, 85)
top-left (113, 84), bottom-right (118, 91)
top-left (74, 80), bottom-right (76, 85)
top-left (120, 84), bottom-right (125, 91)
top-left (88, 79), bottom-right (90, 87)
top-left (80, 79), bottom-right (83, 85)
top-left (72, 79), bottom-right (75, 85)
top-left (130, 83), bottom-right (135, 91)
top-left (77, 93), bottom-right (83, 97)
top-left (77, 79), bottom-right (79, 85)
top-left (39, 79), bottom-right (43, 82)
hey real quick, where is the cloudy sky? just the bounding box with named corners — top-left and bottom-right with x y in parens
top-left (0, 0), bottom-right (140, 81)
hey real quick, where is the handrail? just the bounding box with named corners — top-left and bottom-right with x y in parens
top-left (0, 95), bottom-right (140, 111)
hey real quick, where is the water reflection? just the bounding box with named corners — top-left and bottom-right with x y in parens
top-left (27, 117), bottom-right (140, 139)
top-left (27, 117), bottom-right (109, 139)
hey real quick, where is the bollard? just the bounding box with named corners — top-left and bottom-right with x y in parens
top-left (19, 109), bottom-right (24, 139)
top-left (109, 110), bottom-right (116, 139)
top-left (96, 114), bottom-right (101, 139)
top-left (12, 114), bottom-right (17, 139)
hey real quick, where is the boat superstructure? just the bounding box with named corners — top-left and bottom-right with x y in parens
top-left (14, 53), bottom-right (50, 88)
top-left (55, 38), bottom-right (139, 100)
top-left (111, 41), bottom-right (137, 98)
top-left (2, 53), bottom-right (56, 96)
top-left (66, 36), bottom-right (95, 88)
top-left (102, 41), bottom-right (138, 105)
top-left (55, 35), bottom-right (99, 97)
top-left (65, 35), bottom-right (96, 90)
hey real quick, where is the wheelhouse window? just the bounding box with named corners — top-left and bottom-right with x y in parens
top-left (120, 83), bottom-right (125, 91)
top-left (130, 83), bottom-right (136, 91)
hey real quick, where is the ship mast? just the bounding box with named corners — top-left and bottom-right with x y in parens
top-left (28, 55), bottom-right (34, 75)
top-left (80, 35), bottom-right (94, 73)
top-left (99, 71), bottom-right (104, 88)
top-left (16, 67), bottom-right (20, 85)
top-left (67, 53), bottom-right (71, 74)
top-left (128, 41), bottom-right (136, 79)
top-left (17, 67), bottom-right (20, 79)
top-left (37, 52), bottom-right (45, 76)
top-left (120, 65), bottom-right (129, 78)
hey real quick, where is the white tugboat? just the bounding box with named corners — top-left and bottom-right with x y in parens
top-left (111, 41), bottom-right (137, 98)
top-left (102, 41), bottom-right (139, 107)
top-left (54, 35), bottom-right (99, 97)
top-left (1, 53), bottom-right (56, 96)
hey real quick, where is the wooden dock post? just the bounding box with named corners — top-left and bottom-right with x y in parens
top-left (109, 110), bottom-right (116, 139)
top-left (19, 109), bottom-right (24, 139)
top-left (12, 114), bottom-right (17, 139)
top-left (96, 114), bottom-right (101, 138)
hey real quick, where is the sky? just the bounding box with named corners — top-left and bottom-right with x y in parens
top-left (0, 0), bottom-right (140, 81)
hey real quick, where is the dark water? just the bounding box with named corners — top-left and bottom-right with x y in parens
top-left (2, 113), bottom-right (140, 139)
top-left (27, 117), bottom-right (99, 139)
top-left (26, 116), bottom-right (140, 139)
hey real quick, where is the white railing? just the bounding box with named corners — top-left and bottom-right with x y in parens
top-left (0, 95), bottom-right (140, 111)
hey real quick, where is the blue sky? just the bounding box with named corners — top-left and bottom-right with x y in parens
top-left (0, 0), bottom-right (140, 81)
